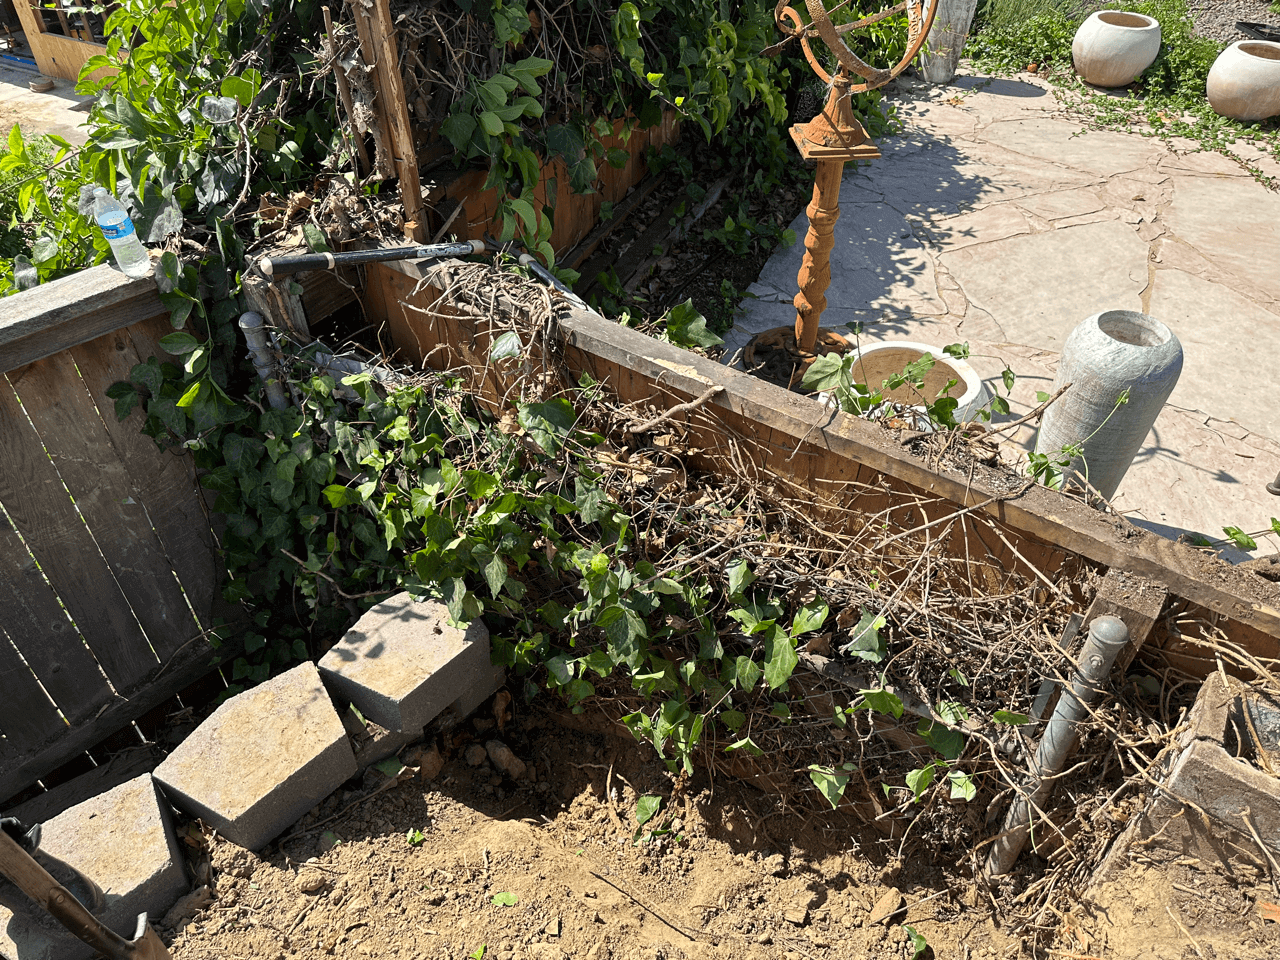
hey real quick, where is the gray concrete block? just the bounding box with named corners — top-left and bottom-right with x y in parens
top-left (318, 594), bottom-right (498, 732)
top-left (154, 661), bottom-right (357, 851)
top-left (0, 773), bottom-right (188, 960)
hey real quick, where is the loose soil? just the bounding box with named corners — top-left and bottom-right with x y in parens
top-left (167, 710), bottom-right (1022, 960)
top-left (161, 702), bottom-right (1280, 960)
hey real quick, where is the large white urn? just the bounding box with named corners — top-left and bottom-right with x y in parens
top-left (1071, 11), bottom-right (1162, 88)
top-left (1207, 41), bottom-right (1280, 121)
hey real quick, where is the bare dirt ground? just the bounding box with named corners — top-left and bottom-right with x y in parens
top-left (166, 711), bottom-right (1022, 960)
top-left (161, 701), bottom-right (1280, 960)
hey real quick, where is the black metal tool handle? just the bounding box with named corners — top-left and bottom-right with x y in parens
top-left (259, 239), bottom-right (485, 277)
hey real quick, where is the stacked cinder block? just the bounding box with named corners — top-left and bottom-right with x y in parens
top-left (318, 593), bottom-right (501, 734)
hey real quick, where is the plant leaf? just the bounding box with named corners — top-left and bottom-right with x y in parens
top-left (491, 892), bottom-right (518, 906)
top-left (790, 598), bottom-right (829, 637)
top-left (635, 794), bottom-right (662, 826)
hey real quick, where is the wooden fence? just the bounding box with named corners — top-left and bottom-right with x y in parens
top-left (0, 266), bottom-right (227, 803)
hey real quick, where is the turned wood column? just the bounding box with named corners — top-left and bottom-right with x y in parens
top-left (793, 158), bottom-right (845, 354)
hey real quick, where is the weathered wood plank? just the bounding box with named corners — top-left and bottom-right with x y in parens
top-left (0, 266), bottom-right (163, 374)
top-left (0, 628), bottom-right (66, 747)
top-left (1082, 569), bottom-right (1169, 673)
top-left (69, 315), bottom-right (217, 628)
top-left (0, 509), bottom-right (113, 722)
top-left (0, 637), bottom-right (224, 804)
top-left (0, 372), bottom-right (157, 689)
top-left (8, 350), bottom-right (199, 663)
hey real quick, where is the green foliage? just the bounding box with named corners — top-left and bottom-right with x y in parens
top-left (1, 0), bottom-right (327, 293)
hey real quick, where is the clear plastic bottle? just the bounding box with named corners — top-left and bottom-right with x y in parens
top-left (92, 187), bottom-right (151, 279)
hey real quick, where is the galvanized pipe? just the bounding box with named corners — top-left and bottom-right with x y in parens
top-left (983, 615), bottom-right (1130, 879)
top-left (238, 312), bottom-right (289, 411)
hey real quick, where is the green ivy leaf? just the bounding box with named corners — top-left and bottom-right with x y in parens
top-left (993, 709), bottom-right (1029, 725)
top-left (903, 924), bottom-right (929, 960)
top-left (917, 720), bottom-right (964, 761)
top-left (808, 764), bottom-right (851, 810)
top-left (635, 794), bottom-right (662, 826)
top-left (516, 398), bottom-right (576, 454)
top-left (491, 892), bottom-right (518, 907)
top-left (790, 598), bottom-right (829, 638)
top-left (841, 608), bottom-right (887, 662)
top-left (762, 625), bottom-right (797, 690)
top-left (858, 687), bottom-right (904, 719)
top-left (725, 558), bottom-right (754, 597)
top-left (1223, 526), bottom-right (1257, 551)
top-left (905, 763), bottom-right (936, 801)
top-left (947, 769), bottom-right (976, 801)
top-left (798, 352), bottom-right (848, 392)
top-left (663, 299), bottom-right (723, 348)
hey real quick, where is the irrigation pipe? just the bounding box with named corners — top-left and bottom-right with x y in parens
top-left (983, 615), bottom-right (1130, 879)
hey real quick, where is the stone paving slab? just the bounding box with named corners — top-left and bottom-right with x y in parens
top-left (0, 65), bottom-right (92, 146)
top-left (318, 593), bottom-right (498, 733)
top-left (728, 65), bottom-right (1280, 557)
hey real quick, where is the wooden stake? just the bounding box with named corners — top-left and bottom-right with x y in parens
top-left (347, 0), bottom-right (427, 242)
top-left (323, 6), bottom-right (371, 178)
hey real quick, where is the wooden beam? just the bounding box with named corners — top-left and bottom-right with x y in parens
top-left (322, 5), bottom-right (371, 178)
top-left (0, 265), bottom-right (164, 374)
top-left (348, 0), bottom-right (426, 242)
top-left (1081, 569), bottom-right (1169, 673)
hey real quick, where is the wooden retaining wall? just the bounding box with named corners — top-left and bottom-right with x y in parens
top-left (0, 266), bottom-right (227, 802)
top-left (364, 257), bottom-right (1280, 676)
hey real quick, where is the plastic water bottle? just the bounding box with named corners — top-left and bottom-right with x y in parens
top-left (92, 187), bottom-right (151, 279)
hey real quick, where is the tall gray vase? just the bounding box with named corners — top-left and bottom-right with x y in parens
top-left (918, 0), bottom-right (979, 84)
top-left (1034, 310), bottom-right (1183, 501)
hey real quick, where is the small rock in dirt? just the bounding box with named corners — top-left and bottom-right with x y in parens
top-left (486, 740), bottom-right (527, 779)
top-left (762, 853), bottom-right (787, 876)
top-left (544, 917), bottom-right (562, 936)
top-left (295, 869), bottom-right (328, 894)
top-left (867, 888), bottom-right (906, 926)
top-left (418, 745), bottom-right (446, 782)
top-left (162, 884), bottom-right (214, 928)
top-left (784, 905), bottom-right (809, 926)
top-left (464, 742), bottom-right (488, 766)
top-left (756, 930), bottom-right (774, 944)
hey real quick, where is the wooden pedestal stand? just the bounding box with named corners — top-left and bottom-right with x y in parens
top-left (743, 71), bottom-right (880, 388)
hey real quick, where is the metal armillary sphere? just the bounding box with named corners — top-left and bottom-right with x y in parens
top-left (744, 0), bottom-right (937, 386)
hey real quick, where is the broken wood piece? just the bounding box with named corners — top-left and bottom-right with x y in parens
top-left (564, 172), bottom-right (667, 274)
top-left (621, 175), bottom-right (731, 293)
top-left (628, 385), bottom-right (724, 434)
top-left (323, 5), bottom-right (372, 178)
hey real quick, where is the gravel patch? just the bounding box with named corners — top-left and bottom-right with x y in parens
top-left (1186, 0), bottom-right (1279, 45)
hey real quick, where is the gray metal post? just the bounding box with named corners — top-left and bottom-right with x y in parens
top-left (983, 615), bottom-right (1130, 879)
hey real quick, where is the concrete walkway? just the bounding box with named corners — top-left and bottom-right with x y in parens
top-left (0, 62), bottom-right (92, 145)
top-left (726, 70), bottom-right (1280, 558)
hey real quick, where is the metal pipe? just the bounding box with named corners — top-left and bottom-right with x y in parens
top-left (983, 615), bottom-right (1130, 879)
top-left (258, 239), bottom-right (484, 278)
top-left (237, 312), bottom-right (289, 410)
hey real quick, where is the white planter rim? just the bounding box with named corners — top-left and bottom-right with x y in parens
top-left (1093, 310), bottom-right (1175, 349)
top-left (1234, 40), bottom-right (1280, 61)
top-left (1091, 11), bottom-right (1158, 30)
top-left (848, 339), bottom-right (990, 419)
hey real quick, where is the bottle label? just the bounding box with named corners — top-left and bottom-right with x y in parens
top-left (97, 215), bottom-right (136, 241)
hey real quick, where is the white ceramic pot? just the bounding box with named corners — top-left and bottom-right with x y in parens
top-left (847, 340), bottom-right (992, 428)
top-left (1035, 310), bottom-right (1182, 500)
top-left (1071, 11), bottom-right (1162, 88)
top-left (1207, 40), bottom-right (1280, 121)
